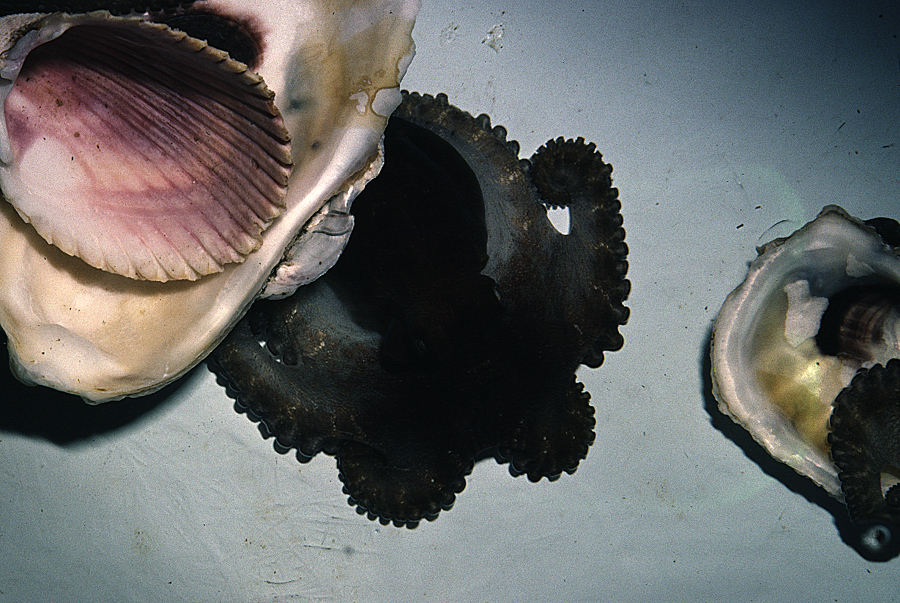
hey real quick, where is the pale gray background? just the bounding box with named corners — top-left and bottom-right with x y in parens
top-left (2, 1), bottom-right (899, 601)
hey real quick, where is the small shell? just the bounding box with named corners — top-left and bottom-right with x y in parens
top-left (711, 205), bottom-right (900, 495)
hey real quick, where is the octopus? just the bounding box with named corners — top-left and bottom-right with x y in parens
top-left (210, 91), bottom-right (631, 526)
top-left (831, 358), bottom-right (900, 561)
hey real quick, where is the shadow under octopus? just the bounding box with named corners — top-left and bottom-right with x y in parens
top-left (210, 91), bottom-right (630, 526)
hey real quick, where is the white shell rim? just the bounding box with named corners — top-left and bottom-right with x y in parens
top-left (711, 205), bottom-right (900, 497)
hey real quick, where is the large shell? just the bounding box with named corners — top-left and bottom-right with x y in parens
top-left (0, 0), bottom-right (419, 402)
top-left (711, 205), bottom-right (900, 496)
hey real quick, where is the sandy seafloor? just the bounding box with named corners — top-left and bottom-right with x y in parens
top-left (2, 1), bottom-right (899, 601)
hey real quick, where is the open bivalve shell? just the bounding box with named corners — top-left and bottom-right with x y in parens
top-left (711, 204), bottom-right (900, 559)
top-left (711, 205), bottom-right (900, 495)
top-left (0, 0), bottom-right (419, 402)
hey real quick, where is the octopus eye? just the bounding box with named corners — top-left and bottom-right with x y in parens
top-left (379, 318), bottom-right (435, 371)
top-left (162, 12), bottom-right (262, 68)
top-left (855, 518), bottom-right (900, 562)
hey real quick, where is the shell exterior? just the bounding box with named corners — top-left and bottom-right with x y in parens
top-left (711, 205), bottom-right (900, 496)
top-left (0, 0), bottom-right (419, 402)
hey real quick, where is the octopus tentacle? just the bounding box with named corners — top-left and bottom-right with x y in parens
top-left (211, 306), bottom-right (342, 459)
top-left (396, 93), bottom-right (630, 371)
top-left (326, 103), bottom-right (500, 372)
top-left (830, 358), bottom-right (900, 561)
top-left (212, 277), bottom-right (398, 460)
top-left (527, 136), bottom-right (630, 369)
top-left (530, 136), bottom-right (608, 209)
top-left (501, 378), bottom-right (596, 481)
top-left (338, 435), bottom-right (472, 527)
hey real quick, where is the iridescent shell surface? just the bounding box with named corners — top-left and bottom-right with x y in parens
top-left (711, 205), bottom-right (900, 496)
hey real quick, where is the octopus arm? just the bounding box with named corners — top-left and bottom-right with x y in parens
top-left (212, 282), bottom-right (383, 458)
top-left (528, 137), bottom-right (630, 368)
top-left (393, 94), bottom-right (629, 373)
top-left (328, 109), bottom-right (501, 371)
top-left (830, 358), bottom-right (900, 561)
top-left (500, 376), bottom-right (596, 482)
top-left (213, 282), bottom-right (478, 525)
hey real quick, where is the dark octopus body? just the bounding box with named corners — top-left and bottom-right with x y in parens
top-left (831, 358), bottom-right (900, 561)
top-left (822, 216), bottom-right (900, 561)
top-left (211, 91), bottom-right (630, 525)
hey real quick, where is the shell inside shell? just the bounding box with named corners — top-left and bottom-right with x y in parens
top-left (0, 11), bottom-right (291, 281)
top-left (711, 204), bottom-right (900, 558)
top-left (0, 0), bottom-right (419, 402)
